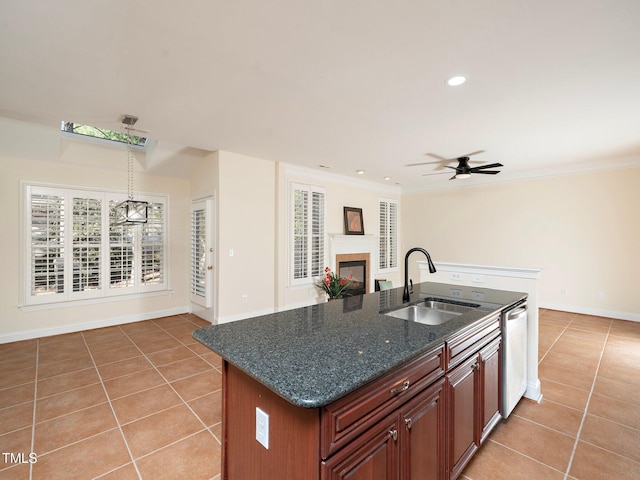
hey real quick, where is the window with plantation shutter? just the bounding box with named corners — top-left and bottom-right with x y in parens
top-left (379, 198), bottom-right (398, 271)
top-left (191, 207), bottom-right (207, 298)
top-left (72, 194), bottom-right (103, 294)
top-left (109, 200), bottom-right (135, 290)
top-left (29, 190), bottom-right (65, 298)
top-left (141, 203), bottom-right (164, 285)
top-left (24, 184), bottom-right (167, 306)
top-left (291, 183), bottom-right (325, 283)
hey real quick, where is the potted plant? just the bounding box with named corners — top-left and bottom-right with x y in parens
top-left (317, 267), bottom-right (352, 300)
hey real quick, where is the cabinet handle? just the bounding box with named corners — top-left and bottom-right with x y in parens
top-left (405, 418), bottom-right (412, 430)
top-left (390, 380), bottom-right (410, 395)
top-left (389, 429), bottom-right (398, 441)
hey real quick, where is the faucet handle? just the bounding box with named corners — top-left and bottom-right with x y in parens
top-left (409, 279), bottom-right (413, 293)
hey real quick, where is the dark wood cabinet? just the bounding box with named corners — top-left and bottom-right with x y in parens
top-left (479, 337), bottom-right (502, 443)
top-left (323, 377), bottom-right (446, 480)
top-left (446, 355), bottom-right (479, 480)
top-left (221, 313), bottom-right (503, 480)
top-left (400, 378), bottom-right (446, 480)
top-left (322, 414), bottom-right (399, 480)
top-left (445, 314), bottom-right (502, 480)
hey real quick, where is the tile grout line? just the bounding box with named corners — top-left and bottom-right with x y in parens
top-left (29, 339), bottom-right (40, 480)
top-left (562, 318), bottom-right (612, 480)
top-left (538, 313), bottom-right (574, 364)
top-left (118, 323), bottom-right (221, 442)
top-left (81, 329), bottom-right (143, 480)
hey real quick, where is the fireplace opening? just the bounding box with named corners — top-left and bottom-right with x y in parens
top-left (338, 260), bottom-right (367, 296)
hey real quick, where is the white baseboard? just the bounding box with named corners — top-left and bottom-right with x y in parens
top-left (0, 306), bottom-right (190, 344)
top-left (540, 302), bottom-right (640, 322)
top-left (525, 379), bottom-right (543, 403)
top-left (216, 307), bottom-right (276, 324)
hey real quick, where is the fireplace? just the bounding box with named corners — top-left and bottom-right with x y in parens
top-left (336, 253), bottom-right (369, 296)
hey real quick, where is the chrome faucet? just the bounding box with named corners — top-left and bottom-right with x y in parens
top-left (403, 247), bottom-right (436, 302)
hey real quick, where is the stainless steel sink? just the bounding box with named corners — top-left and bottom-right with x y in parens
top-left (384, 299), bottom-right (479, 325)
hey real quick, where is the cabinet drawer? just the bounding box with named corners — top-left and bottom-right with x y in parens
top-left (321, 343), bottom-right (444, 459)
top-left (446, 315), bottom-right (500, 370)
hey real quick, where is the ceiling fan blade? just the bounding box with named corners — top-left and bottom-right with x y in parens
top-left (444, 165), bottom-right (458, 170)
top-left (421, 171), bottom-right (449, 176)
top-left (425, 152), bottom-right (450, 161)
top-left (405, 160), bottom-right (442, 167)
top-left (470, 162), bottom-right (503, 170)
top-left (449, 174), bottom-right (458, 180)
top-left (472, 170), bottom-right (501, 175)
top-left (463, 150), bottom-right (485, 158)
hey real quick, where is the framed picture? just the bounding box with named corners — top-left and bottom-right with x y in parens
top-left (344, 207), bottom-right (364, 235)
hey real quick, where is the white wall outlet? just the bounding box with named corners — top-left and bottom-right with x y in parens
top-left (450, 272), bottom-right (462, 281)
top-left (242, 294), bottom-right (248, 304)
top-left (256, 407), bottom-right (269, 449)
top-left (561, 288), bottom-right (569, 296)
top-left (450, 288), bottom-right (463, 298)
top-left (229, 248), bottom-right (235, 257)
top-left (471, 274), bottom-right (485, 284)
top-left (471, 291), bottom-right (486, 301)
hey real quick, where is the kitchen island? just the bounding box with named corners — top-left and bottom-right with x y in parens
top-left (194, 281), bottom-right (526, 480)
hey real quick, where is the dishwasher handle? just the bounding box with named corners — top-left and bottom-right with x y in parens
top-left (507, 307), bottom-right (527, 321)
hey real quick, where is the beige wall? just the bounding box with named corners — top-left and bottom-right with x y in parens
top-left (0, 121), bottom-right (192, 341)
top-left (215, 151), bottom-right (277, 322)
top-left (402, 167), bottom-right (640, 320)
top-left (276, 165), bottom-right (402, 309)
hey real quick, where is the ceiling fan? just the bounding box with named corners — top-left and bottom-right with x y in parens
top-left (406, 151), bottom-right (503, 180)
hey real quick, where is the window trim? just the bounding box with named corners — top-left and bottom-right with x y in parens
top-left (22, 182), bottom-right (169, 307)
top-left (289, 182), bottom-right (326, 286)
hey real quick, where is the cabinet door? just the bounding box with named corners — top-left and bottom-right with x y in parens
top-left (480, 337), bottom-right (502, 443)
top-left (447, 356), bottom-right (479, 480)
top-left (400, 378), bottom-right (446, 480)
top-left (322, 415), bottom-right (399, 480)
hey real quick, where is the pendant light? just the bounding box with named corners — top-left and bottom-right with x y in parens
top-left (114, 115), bottom-right (148, 225)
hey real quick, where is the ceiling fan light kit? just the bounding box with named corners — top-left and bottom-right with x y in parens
top-left (408, 151), bottom-right (503, 181)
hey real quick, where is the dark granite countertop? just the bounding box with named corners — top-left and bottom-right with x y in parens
top-left (193, 281), bottom-right (526, 408)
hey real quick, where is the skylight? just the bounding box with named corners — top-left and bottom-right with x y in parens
top-left (61, 121), bottom-right (147, 147)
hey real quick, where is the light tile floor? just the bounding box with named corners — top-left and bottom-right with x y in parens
top-left (0, 314), bottom-right (222, 480)
top-left (462, 309), bottom-right (640, 480)
top-left (1, 310), bottom-right (638, 479)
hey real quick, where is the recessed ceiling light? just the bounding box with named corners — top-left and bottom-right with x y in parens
top-left (446, 75), bottom-right (467, 86)
top-left (356, 170), bottom-right (365, 175)
top-left (384, 176), bottom-right (391, 181)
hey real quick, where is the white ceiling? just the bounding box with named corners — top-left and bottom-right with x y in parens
top-left (1, 0), bottom-right (639, 191)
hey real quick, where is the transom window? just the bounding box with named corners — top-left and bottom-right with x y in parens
top-left (61, 122), bottom-right (147, 147)
top-left (24, 184), bottom-right (167, 306)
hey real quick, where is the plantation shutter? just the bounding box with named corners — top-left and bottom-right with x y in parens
top-left (292, 184), bottom-right (325, 283)
top-left (311, 191), bottom-right (325, 278)
top-left (293, 189), bottom-right (309, 280)
top-left (379, 199), bottom-right (398, 270)
top-left (71, 194), bottom-right (103, 294)
top-left (109, 200), bottom-right (135, 289)
top-left (191, 206), bottom-right (207, 299)
top-left (141, 202), bottom-right (164, 285)
top-left (29, 189), bottom-right (65, 299)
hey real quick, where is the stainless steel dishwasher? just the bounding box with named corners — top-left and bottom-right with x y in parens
top-left (501, 300), bottom-right (528, 417)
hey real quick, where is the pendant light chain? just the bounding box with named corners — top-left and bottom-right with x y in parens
top-left (126, 125), bottom-right (134, 201)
